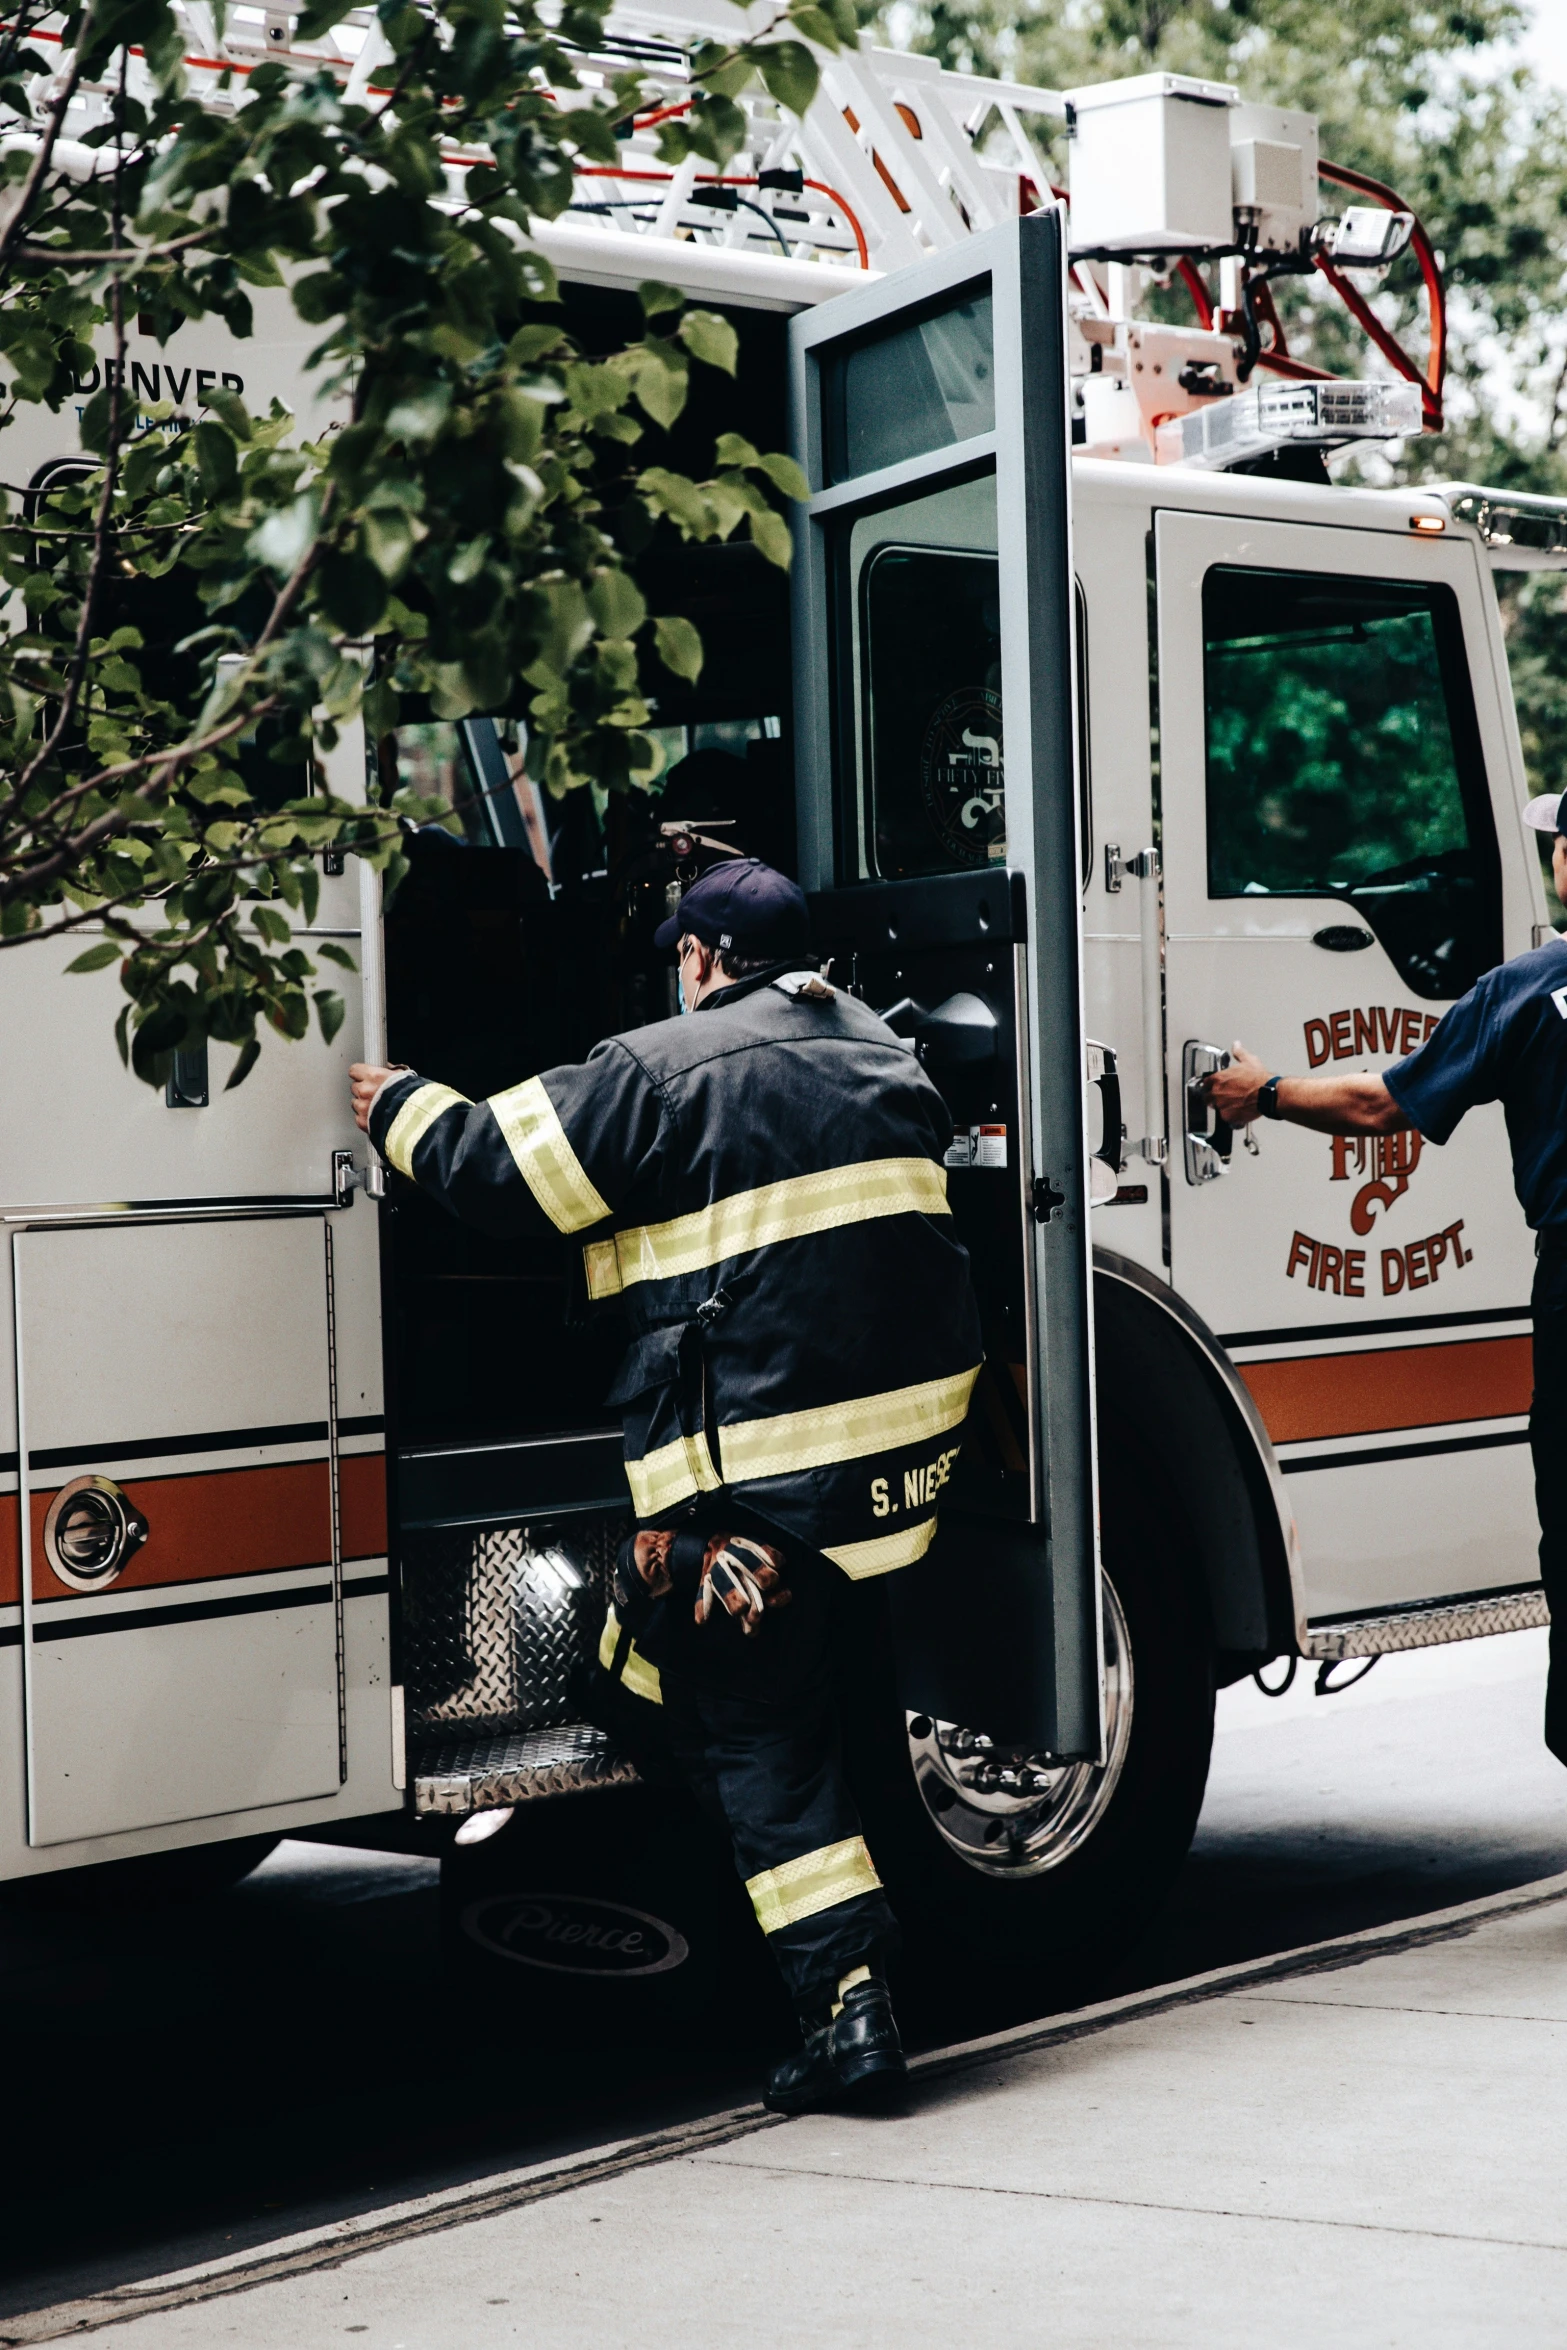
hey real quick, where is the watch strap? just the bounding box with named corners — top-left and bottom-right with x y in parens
top-left (1257, 1075), bottom-right (1283, 1121)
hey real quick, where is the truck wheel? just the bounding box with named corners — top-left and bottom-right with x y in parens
top-left (851, 1468), bottom-right (1214, 2023)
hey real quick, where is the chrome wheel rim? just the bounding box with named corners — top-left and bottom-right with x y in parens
top-left (907, 1573), bottom-right (1134, 1879)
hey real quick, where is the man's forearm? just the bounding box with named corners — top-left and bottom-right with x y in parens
top-left (1274, 1072), bottom-right (1410, 1136)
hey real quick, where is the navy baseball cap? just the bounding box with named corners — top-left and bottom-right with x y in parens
top-left (1523, 791), bottom-right (1567, 838)
top-left (654, 857), bottom-right (813, 959)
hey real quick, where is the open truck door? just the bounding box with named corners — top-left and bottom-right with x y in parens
top-left (789, 215), bottom-right (1101, 1774)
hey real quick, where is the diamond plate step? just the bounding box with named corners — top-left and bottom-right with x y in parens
top-left (413, 1721), bottom-right (638, 1815)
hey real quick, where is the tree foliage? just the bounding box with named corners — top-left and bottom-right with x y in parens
top-left (0, 0), bottom-right (835, 1080)
top-left (876, 0), bottom-right (1567, 837)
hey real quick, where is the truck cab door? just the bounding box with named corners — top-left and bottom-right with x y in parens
top-left (788, 212), bottom-right (1100, 1759)
top-left (1157, 507), bottom-right (1539, 1626)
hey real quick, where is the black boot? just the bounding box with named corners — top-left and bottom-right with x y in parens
top-left (764, 1967), bottom-right (907, 2116)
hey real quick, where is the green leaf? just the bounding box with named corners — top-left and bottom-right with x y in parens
top-left (747, 505), bottom-right (794, 568)
top-left (65, 940), bottom-right (122, 973)
top-left (224, 1036), bottom-right (262, 1090)
top-left (757, 39), bottom-right (820, 116)
top-left (314, 989), bottom-right (346, 1045)
top-left (638, 281), bottom-right (685, 319)
top-left (654, 613), bottom-right (704, 682)
top-left (318, 552), bottom-right (389, 636)
top-left (316, 941), bottom-right (358, 970)
top-left (629, 345), bottom-right (689, 431)
top-left (678, 310), bottom-right (739, 376)
top-left (713, 431), bottom-right (761, 470)
top-left (194, 421), bottom-right (238, 497)
top-left (587, 566), bottom-right (647, 639)
top-left (754, 451), bottom-right (811, 502)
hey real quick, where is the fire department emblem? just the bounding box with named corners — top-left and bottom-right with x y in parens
top-left (1330, 1131), bottom-right (1423, 1234)
top-left (919, 686), bottom-right (1005, 867)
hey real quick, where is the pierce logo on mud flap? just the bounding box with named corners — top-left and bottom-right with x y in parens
top-left (461, 1893), bottom-right (690, 1976)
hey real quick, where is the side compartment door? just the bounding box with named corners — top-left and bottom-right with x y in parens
top-left (1158, 508), bottom-right (1539, 1624)
top-left (15, 1214), bottom-right (344, 1845)
top-left (789, 211), bottom-right (1100, 1758)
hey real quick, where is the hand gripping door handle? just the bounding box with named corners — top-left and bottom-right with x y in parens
top-left (1182, 1040), bottom-right (1234, 1185)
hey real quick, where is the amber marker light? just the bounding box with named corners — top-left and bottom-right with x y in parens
top-left (1410, 513), bottom-right (1447, 534)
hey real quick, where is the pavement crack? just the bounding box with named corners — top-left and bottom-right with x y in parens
top-left (1249, 1995), bottom-right (1567, 2024)
top-left (689, 2157), bottom-right (1567, 2258)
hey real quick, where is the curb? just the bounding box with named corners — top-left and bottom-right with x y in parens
top-left (8, 1868), bottom-right (1567, 2343)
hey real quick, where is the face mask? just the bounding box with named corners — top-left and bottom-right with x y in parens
top-left (677, 944), bottom-right (691, 1014)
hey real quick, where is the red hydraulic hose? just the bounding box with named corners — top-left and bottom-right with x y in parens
top-left (1317, 157), bottom-right (1445, 431)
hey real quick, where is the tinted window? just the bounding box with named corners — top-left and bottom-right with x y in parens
top-left (825, 290), bottom-right (994, 484)
top-left (1203, 567), bottom-right (1500, 999)
top-left (862, 546), bottom-right (1003, 879)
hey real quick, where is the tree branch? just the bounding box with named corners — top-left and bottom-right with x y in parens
top-left (0, 4), bottom-right (96, 279)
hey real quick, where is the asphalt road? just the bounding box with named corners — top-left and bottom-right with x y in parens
top-left (2, 1627), bottom-right (1563, 2326)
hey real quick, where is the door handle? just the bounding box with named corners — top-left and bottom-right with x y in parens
top-left (1086, 1040), bottom-right (1122, 1204)
top-left (1182, 1040), bottom-right (1233, 1185)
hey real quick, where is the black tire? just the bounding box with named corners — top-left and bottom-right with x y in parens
top-left (848, 1440), bottom-right (1214, 2028)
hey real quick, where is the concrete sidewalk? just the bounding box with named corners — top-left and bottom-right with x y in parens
top-left (30, 1872), bottom-right (1564, 2349)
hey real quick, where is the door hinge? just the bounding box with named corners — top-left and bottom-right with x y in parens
top-left (1030, 1174), bottom-right (1066, 1223)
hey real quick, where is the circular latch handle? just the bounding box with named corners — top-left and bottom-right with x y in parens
top-left (42, 1475), bottom-right (148, 1592)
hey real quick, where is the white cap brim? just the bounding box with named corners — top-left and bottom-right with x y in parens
top-left (1523, 792), bottom-right (1564, 834)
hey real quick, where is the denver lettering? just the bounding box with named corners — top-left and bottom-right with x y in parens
top-left (1381, 1219), bottom-right (1471, 1295)
top-left (1304, 1006), bottom-right (1440, 1067)
top-left (72, 361), bottom-right (245, 403)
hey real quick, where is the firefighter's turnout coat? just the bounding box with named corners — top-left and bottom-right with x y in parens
top-left (369, 964), bottom-right (983, 1573)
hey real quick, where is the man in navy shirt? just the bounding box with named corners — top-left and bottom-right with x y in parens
top-left (1207, 791), bottom-right (1567, 1763)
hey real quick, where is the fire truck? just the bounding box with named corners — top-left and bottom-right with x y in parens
top-left (0, 8), bottom-right (1558, 1992)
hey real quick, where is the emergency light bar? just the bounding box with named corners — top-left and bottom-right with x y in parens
top-left (1160, 377), bottom-right (1424, 469)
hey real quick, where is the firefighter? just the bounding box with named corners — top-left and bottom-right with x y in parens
top-left (1204, 791), bottom-right (1567, 1764)
top-left (349, 857), bottom-right (982, 2114)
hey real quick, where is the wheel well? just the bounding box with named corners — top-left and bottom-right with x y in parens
top-left (1093, 1264), bottom-right (1296, 1668)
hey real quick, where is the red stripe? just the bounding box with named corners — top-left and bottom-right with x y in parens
top-left (1239, 1336), bottom-right (1533, 1446)
top-left (31, 1461), bottom-right (330, 1599)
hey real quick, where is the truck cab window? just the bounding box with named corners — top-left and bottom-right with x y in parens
top-left (1203, 566), bottom-right (1501, 998)
top-left (862, 545), bottom-right (1004, 879)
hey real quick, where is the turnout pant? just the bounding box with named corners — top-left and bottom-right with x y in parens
top-left (1532, 1250), bottom-right (1567, 1764)
top-left (602, 1540), bottom-right (898, 2011)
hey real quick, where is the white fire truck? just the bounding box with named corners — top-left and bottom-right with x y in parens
top-left (1, 9), bottom-right (1559, 1989)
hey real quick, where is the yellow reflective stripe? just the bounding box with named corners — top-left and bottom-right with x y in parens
top-left (383, 1082), bottom-right (471, 1179)
top-left (583, 1157), bottom-right (950, 1303)
top-left (488, 1076), bottom-right (610, 1235)
top-left (822, 1515), bottom-right (941, 1581)
top-left (624, 1429), bottom-right (723, 1518)
top-left (597, 1606), bottom-right (662, 1706)
top-left (746, 1836), bottom-right (882, 1935)
top-left (720, 1365), bottom-right (980, 1486)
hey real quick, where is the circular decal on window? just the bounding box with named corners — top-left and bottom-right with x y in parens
top-left (919, 685), bottom-right (1005, 867)
top-left (460, 1892), bottom-right (690, 1977)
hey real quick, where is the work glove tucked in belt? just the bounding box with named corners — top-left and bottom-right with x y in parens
top-left (613, 1528), bottom-right (791, 1638)
top-left (696, 1534), bottom-right (791, 1635)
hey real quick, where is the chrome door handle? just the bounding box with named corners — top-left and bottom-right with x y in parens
top-left (1182, 1040), bottom-right (1233, 1185)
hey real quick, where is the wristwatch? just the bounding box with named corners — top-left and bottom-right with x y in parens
top-left (1256, 1075), bottom-right (1284, 1120)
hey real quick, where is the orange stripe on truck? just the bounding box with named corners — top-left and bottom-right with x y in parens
top-left (1239, 1334), bottom-right (1533, 1446)
top-left (31, 1459), bottom-right (332, 1599)
top-left (340, 1450), bottom-right (388, 1562)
